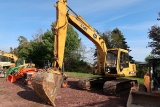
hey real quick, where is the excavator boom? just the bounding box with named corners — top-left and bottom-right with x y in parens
top-left (67, 12), bottom-right (107, 73)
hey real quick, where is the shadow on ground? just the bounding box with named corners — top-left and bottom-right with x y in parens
top-left (67, 78), bottom-right (129, 107)
top-left (14, 79), bottom-right (51, 106)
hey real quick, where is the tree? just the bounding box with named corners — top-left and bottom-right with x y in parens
top-left (157, 12), bottom-right (160, 20)
top-left (100, 28), bottom-right (130, 50)
top-left (14, 23), bottom-right (83, 69)
top-left (101, 31), bottom-right (112, 49)
top-left (62, 24), bottom-right (82, 72)
top-left (25, 29), bottom-right (54, 67)
top-left (17, 36), bottom-right (28, 46)
top-left (94, 28), bottom-right (133, 61)
top-left (147, 25), bottom-right (160, 55)
top-left (147, 12), bottom-right (160, 56)
top-left (110, 28), bottom-right (133, 61)
top-left (13, 29), bottom-right (53, 66)
top-left (110, 28), bottom-right (130, 50)
top-left (145, 55), bottom-right (154, 62)
top-left (13, 36), bottom-right (29, 59)
top-left (14, 22), bottom-right (94, 72)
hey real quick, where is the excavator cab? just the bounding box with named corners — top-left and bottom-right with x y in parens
top-left (106, 50), bottom-right (118, 68)
top-left (105, 48), bottom-right (136, 77)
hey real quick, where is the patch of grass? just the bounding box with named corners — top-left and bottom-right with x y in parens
top-left (135, 78), bottom-right (144, 84)
top-left (64, 72), bottom-right (100, 79)
top-left (65, 72), bottom-right (144, 84)
top-left (119, 77), bottom-right (144, 84)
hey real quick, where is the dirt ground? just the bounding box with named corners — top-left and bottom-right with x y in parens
top-left (0, 77), bottom-right (129, 107)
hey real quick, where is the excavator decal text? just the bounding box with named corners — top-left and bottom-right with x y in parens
top-left (80, 24), bottom-right (87, 31)
top-left (93, 34), bottom-right (97, 39)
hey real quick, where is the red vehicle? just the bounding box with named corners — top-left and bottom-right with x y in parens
top-left (7, 67), bottom-right (37, 83)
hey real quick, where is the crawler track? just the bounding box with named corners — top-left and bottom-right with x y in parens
top-left (103, 79), bottom-right (137, 95)
top-left (78, 78), bottom-right (138, 95)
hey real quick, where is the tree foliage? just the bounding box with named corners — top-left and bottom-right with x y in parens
top-left (145, 55), bottom-right (154, 62)
top-left (101, 28), bottom-right (130, 50)
top-left (14, 36), bottom-right (29, 60)
top-left (110, 28), bottom-right (130, 50)
top-left (147, 12), bottom-right (160, 56)
top-left (13, 23), bottom-right (133, 73)
top-left (148, 25), bottom-right (160, 55)
top-left (13, 30), bottom-right (53, 66)
top-left (101, 31), bottom-right (112, 49)
top-left (96, 28), bottom-right (133, 61)
top-left (17, 36), bottom-right (28, 46)
top-left (13, 23), bottom-right (92, 72)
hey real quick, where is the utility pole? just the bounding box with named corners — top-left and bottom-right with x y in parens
top-left (158, 12), bottom-right (160, 21)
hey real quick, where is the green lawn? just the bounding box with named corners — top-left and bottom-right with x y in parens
top-left (64, 72), bottom-right (100, 79)
top-left (120, 77), bottom-right (144, 84)
top-left (64, 71), bottom-right (144, 84)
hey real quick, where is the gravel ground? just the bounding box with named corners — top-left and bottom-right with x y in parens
top-left (0, 77), bottom-right (129, 107)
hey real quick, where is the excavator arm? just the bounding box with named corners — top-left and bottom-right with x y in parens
top-left (67, 12), bottom-right (107, 74)
top-left (52, 0), bottom-right (68, 71)
top-left (53, 0), bottom-right (107, 74)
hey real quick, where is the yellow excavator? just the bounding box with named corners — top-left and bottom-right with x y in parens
top-left (127, 58), bottom-right (160, 107)
top-left (1, 51), bottom-right (34, 67)
top-left (0, 50), bottom-right (17, 68)
top-left (0, 51), bottom-right (18, 77)
top-left (1, 52), bottom-right (18, 63)
top-left (32, 0), bottom-right (137, 106)
top-left (0, 51), bottom-right (35, 77)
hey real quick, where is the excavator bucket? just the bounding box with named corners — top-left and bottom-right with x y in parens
top-left (127, 88), bottom-right (160, 107)
top-left (32, 70), bottom-right (63, 106)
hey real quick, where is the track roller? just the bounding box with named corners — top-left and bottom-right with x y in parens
top-left (103, 79), bottom-right (138, 95)
top-left (78, 79), bottom-right (91, 90)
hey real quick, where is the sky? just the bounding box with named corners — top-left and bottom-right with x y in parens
top-left (0, 0), bottom-right (160, 62)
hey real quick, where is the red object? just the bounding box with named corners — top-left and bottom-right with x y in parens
top-left (7, 68), bottom-right (37, 83)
